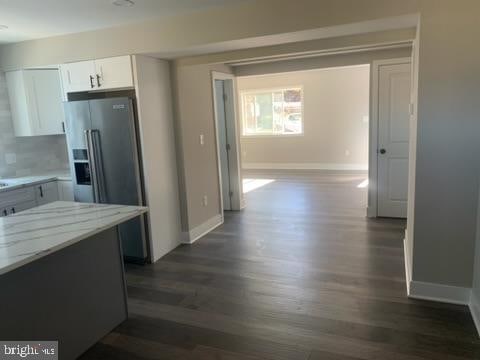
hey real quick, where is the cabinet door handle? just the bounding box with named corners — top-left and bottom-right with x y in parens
top-left (96, 74), bottom-right (102, 87)
top-left (89, 75), bottom-right (95, 88)
top-left (11, 207), bottom-right (15, 214)
top-left (39, 186), bottom-right (44, 198)
top-left (62, 122), bottom-right (65, 133)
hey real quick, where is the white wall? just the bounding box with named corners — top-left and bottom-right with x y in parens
top-left (237, 65), bottom-right (369, 170)
top-left (172, 62), bottom-right (234, 231)
top-left (0, 1), bottom-right (419, 70)
top-left (410, 0), bottom-right (480, 288)
top-left (470, 185), bottom-right (480, 331)
top-left (132, 55), bottom-right (182, 262)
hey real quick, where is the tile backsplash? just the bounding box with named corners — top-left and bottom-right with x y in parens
top-left (0, 71), bottom-right (69, 178)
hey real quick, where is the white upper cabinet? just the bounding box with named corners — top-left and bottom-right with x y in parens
top-left (60, 60), bottom-right (96, 93)
top-left (95, 56), bottom-right (133, 90)
top-left (60, 56), bottom-right (133, 94)
top-left (6, 69), bottom-right (65, 137)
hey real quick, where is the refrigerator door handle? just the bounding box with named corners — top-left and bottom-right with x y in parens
top-left (90, 129), bottom-right (107, 203)
top-left (84, 129), bottom-right (99, 203)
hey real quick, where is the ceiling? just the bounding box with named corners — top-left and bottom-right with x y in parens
top-left (0, 0), bottom-right (248, 44)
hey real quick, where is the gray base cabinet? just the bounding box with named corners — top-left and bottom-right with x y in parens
top-left (0, 179), bottom-right (74, 217)
top-left (0, 227), bottom-right (128, 360)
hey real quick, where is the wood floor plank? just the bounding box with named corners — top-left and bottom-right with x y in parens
top-left (80, 172), bottom-right (480, 360)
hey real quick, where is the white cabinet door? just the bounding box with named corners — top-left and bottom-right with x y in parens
top-left (5, 70), bottom-right (34, 136)
top-left (94, 56), bottom-right (133, 90)
top-left (10, 200), bottom-right (37, 215)
top-left (35, 181), bottom-right (60, 205)
top-left (0, 186), bottom-right (37, 216)
top-left (23, 70), bottom-right (65, 135)
top-left (6, 69), bottom-right (65, 136)
top-left (58, 180), bottom-right (74, 201)
top-left (60, 60), bottom-right (96, 93)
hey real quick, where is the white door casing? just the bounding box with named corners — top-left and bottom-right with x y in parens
top-left (377, 62), bottom-right (411, 218)
top-left (211, 71), bottom-right (244, 213)
top-left (214, 79), bottom-right (232, 210)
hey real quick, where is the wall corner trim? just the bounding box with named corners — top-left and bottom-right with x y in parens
top-left (366, 206), bottom-right (376, 218)
top-left (182, 214), bottom-right (224, 244)
top-left (403, 236), bottom-right (412, 294)
top-left (407, 281), bottom-right (471, 305)
top-left (469, 293), bottom-right (480, 338)
top-left (403, 235), bottom-right (471, 305)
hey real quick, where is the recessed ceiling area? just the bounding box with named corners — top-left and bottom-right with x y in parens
top-left (0, 0), bottom-right (249, 44)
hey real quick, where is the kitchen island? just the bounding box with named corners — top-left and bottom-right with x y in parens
top-left (0, 201), bottom-right (148, 359)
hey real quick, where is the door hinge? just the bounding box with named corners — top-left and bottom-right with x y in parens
top-left (226, 143), bottom-right (231, 151)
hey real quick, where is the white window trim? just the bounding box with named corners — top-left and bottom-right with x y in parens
top-left (240, 85), bottom-right (304, 138)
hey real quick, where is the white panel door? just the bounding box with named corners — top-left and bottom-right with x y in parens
top-left (377, 62), bottom-right (411, 218)
top-left (94, 56), bottom-right (133, 90)
top-left (60, 60), bottom-right (96, 93)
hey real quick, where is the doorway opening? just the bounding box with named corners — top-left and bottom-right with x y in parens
top-left (233, 58), bottom-right (412, 220)
top-left (236, 65), bottom-right (371, 212)
top-left (212, 72), bottom-right (243, 213)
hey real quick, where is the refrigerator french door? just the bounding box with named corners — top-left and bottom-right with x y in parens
top-left (64, 97), bottom-right (148, 262)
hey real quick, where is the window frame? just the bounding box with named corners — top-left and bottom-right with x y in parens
top-left (240, 85), bottom-right (305, 138)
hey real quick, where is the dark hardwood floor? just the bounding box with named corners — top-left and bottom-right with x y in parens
top-left (81, 171), bottom-right (480, 359)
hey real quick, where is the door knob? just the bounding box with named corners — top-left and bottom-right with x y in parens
top-left (379, 148), bottom-right (386, 154)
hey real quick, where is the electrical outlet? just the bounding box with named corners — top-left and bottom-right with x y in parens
top-left (199, 134), bottom-right (204, 146)
top-left (202, 195), bottom-right (208, 207)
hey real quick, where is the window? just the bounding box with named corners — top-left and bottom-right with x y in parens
top-left (241, 87), bottom-right (303, 136)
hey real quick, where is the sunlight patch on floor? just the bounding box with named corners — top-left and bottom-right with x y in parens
top-left (357, 179), bottom-right (369, 188)
top-left (243, 178), bottom-right (275, 193)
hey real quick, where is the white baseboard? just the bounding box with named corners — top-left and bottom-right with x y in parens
top-left (403, 235), bottom-right (471, 305)
top-left (403, 235), bottom-right (412, 294)
top-left (408, 281), bottom-right (471, 305)
top-left (182, 214), bottom-right (224, 244)
top-left (242, 162), bottom-right (368, 171)
top-left (469, 293), bottom-right (480, 337)
top-left (366, 206), bottom-right (377, 218)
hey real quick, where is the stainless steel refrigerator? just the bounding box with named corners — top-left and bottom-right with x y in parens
top-left (64, 97), bottom-right (148, 262)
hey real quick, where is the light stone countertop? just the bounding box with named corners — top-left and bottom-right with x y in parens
top-left (0, 201), bottom-right (148, 275)
top-left (0, 170), bottom-right (72, 193)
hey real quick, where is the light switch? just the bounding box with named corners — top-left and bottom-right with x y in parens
top-left (199, 134), bottom-right (204, 146)
top-left (4, 153), bottom-right (16, 165)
